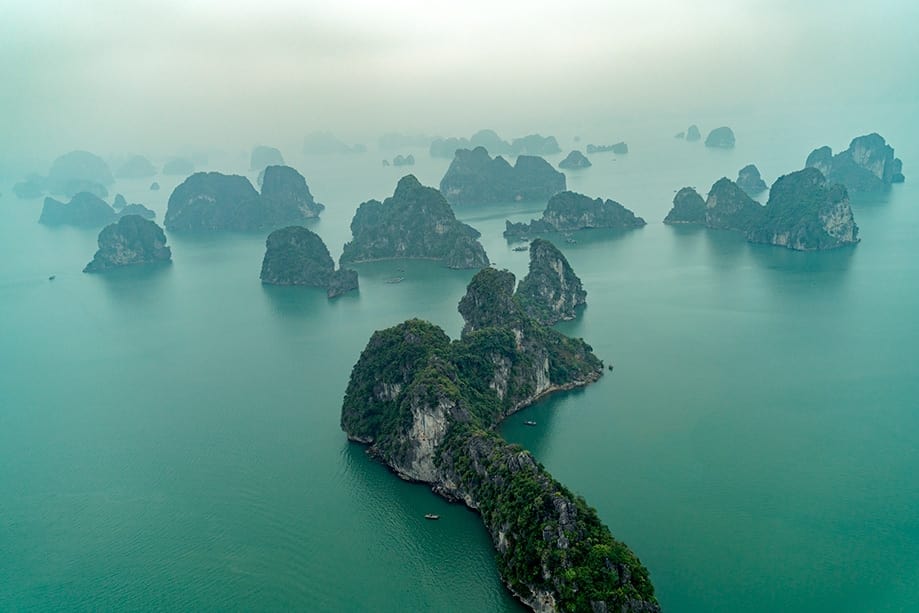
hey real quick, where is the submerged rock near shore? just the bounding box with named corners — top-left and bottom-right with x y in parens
top-left (341, 268), bottom-right (658, 613)
top-left (83, 215), bottom-right (171, 272)
top-left (341, 175), bottom-right (489, 269)
top-left (805, 133), bottom-right (905, 191)
top-left (747, 167), bottom-right (859, 250)
top-left (515, 239), bottom-right (586, 325)
top-left (558, 150), bottom-right (591, 169)
top-left (260, 226), bottom-right (358, 297)
top-left (440, 147), bottom-right (566, 206)
top-left (505, 190), bottom-right (646, 237)
top-left (165, 166), bottom-right (323, 232)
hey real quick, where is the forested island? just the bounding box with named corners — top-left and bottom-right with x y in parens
top-left (505, 191), bottom-right (646, 237)
top-left (340, 175), bottom-right (489, 269)
top-left (341, 264), bottom-right (658, 612)
top-left (439, 147), bottom-right (566, 205)
top-left (665, 168), bottom-right (859, 250)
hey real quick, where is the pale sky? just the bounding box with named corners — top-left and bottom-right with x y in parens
top-left (1, 0), bottom-right (916, 157)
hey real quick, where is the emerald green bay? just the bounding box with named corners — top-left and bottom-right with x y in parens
top-left (2, 113), bottom-right (918, 612)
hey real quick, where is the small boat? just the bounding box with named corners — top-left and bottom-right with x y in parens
top-left (48, 275), bottom-right (56, 281)
top-left (385, 276), bottom-right (405, 284)
top-left (523, 420), bottom-right (537, 426)
top-left (512, 246), bottom-right (528, 252)
top-left (424, 513), bottom-right (440, 520)
top-left (564, 237), bottom-right (577, 244)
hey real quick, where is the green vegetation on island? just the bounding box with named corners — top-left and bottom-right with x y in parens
top-left (439, 147), bottom-right (566, 206)
top-left (83, 215), bottom-right (171, 273)
top-left (341, 267), bottom-right (658, 612)
top-left (260, 226), bottom-right (358, 298)
top-left (505, 190), bottom-right (645, 238)
top-left (805, 133), bottom-right (905, 191)
top-left (340, 175), bottom-right (489, 269)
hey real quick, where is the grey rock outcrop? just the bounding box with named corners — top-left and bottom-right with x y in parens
top-left (805, 133), bottom-right (905, 191)
top-left (558, 150), bottom-right (592, 169)
top-left (515, 238), bottom-right (586, 325)
top-left (736, 164), bottom-right (768, 196)
top-left (83, 215), bottom-right (171, 272)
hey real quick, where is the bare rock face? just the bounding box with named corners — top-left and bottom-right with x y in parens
top-left (664, 187), bottom-right (707, 224)
top-left (83, 215), bottom-right (171, 272)
top-left (736, 164), bottom-right (768, 196)
top-left (515, 239), bottom-right (586, 325)
top-left (259, 165), bottom-right (324, 219)
top-left (747, 167), bottom-right (858, 250)
top-left (806, 133), bottom-right (905, 191)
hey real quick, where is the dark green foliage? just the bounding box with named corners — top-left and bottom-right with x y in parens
top-left (341, 175), bottom-right (489, 269)
top-left (747, 167), bottom-right (859, 250)
top-left (506, 190), bottom-right (645, 237)
top-left (805, 133), bottom-right (905, 191)
top-left (341, 319), bottom-right (451, 442)
top-left (260, 165), bottom-right (324, 218)
top-left (439, 147), bottom-right (566, 206)
top-left (664, 187), bottom-right (706, 224)
top-left (260, 226), bottom-right (334, 286)
top-left (704, 177), bottom-right (764, 232)
top-left (84, 215), bottom-right (171, 272)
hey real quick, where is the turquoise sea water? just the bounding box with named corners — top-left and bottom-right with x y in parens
top-left (2, 110), bottom-right (918, 611)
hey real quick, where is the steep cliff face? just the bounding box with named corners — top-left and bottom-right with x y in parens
top-left (341, 175), bottom-right (489, 269)
top-left (39, 192), bottom-right (117, 227)
top-left (515, 239), bottom-right (586, 325)
top-left (736, 164), bottom-right (768, 196)
top-left (805, 133), bottom-right (905, 191)
top-left (704, 178), bottom-right (764, 232)
top-left (505, 191), bottom-right (645, 237)
top-left (260, 226), bottom-right (358, 297)
top-left (663, 187), bottom-right (707, 224)
top-left (341, 270), bottom-right (657, 612)
top-left (166, 168), bottom-right (323, 232)
top-left (440, 147), bottom-right (566, 205)
top-left (747, 167), bottom-right (859, 250)
top-left (83, 215), bottom-right (171, 272)
top-left (558, 150), bottom-right (592, 169)
top-left (259, 165), bottom-right (325, 219)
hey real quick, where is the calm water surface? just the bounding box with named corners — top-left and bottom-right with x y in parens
top-left (2, 110), bottom-right (917, 611)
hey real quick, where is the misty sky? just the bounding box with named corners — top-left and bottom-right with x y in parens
top-left (2, 0), bottom-right (917, 156)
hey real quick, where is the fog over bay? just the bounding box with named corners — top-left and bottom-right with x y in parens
top-left (2, 0), bottom-right (916, 166)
